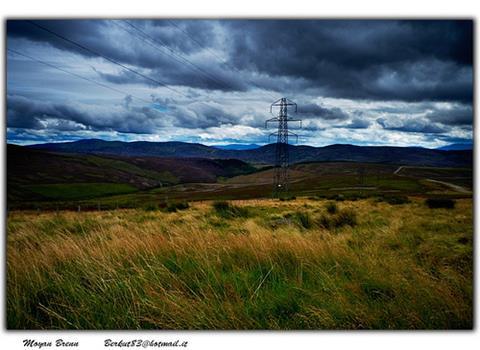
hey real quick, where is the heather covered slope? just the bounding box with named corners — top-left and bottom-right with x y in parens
top-left (7, 144), bottom-right (256, 202)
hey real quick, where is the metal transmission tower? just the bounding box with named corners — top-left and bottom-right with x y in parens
top-left (266, 98), bottom-right (302, 197)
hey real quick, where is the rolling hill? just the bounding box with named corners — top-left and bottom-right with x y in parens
top-left (27, 139), bottom-right (472, 167)
top-left (7, 145), bottom-right (257, 202)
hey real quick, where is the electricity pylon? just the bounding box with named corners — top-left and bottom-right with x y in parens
top-left (265, 98), bottom-right (302, 198)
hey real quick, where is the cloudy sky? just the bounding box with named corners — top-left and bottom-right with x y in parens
top-left (6, 19), bottom-right (473, 147)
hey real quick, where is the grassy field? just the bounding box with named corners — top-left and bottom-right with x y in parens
top-left (25, 183), bottom-right (138, 200)
top-left (7, 197), bottom-right (472, 329)
top-left (9, 161), bottom-right (472, 211)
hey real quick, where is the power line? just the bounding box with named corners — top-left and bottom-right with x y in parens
top-left (119, 20), bottom-right (232, 91)
top-left (27, 20), bottom-right (188, 99)
top-left (7, 48), bottom-right (152, 104)
top-left (24, 19), bottom-right (279, 125)
top-left (167, 19), bottom-right (278, 101)
top-left (167, 20), bottom-right (226, 66)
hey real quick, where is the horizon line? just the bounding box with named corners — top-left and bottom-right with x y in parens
top-left (7, 138), bottom-right (473, 150)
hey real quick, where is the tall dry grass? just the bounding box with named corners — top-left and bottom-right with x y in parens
top-left (7, 198), bottom-right (472, 329)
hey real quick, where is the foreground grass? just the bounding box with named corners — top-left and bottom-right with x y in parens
top-left (7, 198), bottom-right (472, 329)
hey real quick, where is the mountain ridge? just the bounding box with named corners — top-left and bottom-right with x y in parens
top-left (24, 139), bottom-right (472, 167)
top-left (437, 143), bottom-right (473, 151)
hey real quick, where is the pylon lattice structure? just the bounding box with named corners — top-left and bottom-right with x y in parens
top-left (265, 98), bottom-right (302, 198)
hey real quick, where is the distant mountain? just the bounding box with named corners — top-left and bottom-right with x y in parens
top-left (29, 139), bottom-right (217, 158)
top-left (213, 144), bottom-right (261, 150)
top-left (26, 139), bottom-right (473, 167)
top-left (437, 143), bottom-right (473, 151)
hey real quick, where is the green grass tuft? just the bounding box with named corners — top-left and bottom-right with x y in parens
top-left (318, 208), bottom-right (357, 229)
top-left (165, 201), bottom-right (190, 212)
top-left (212, 201), bottom-right (250, 219)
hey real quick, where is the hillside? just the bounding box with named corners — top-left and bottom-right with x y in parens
top-left (7, 145), bottom-right (256, 202)
top-left (107, 156), bottom-right (257, 184)
top-left (27, 139), bottom-right (473, 167)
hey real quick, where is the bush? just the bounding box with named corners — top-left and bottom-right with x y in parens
top-left (268, 214), bottom-right (290, 229)
top-left (212, 201), bottom-right (249, 218)
top-left (165, 201), bottom-right (190, 212)
top-left (143, 203), bottom-right (159, 211)
top-left (344, 193), bottom-right (368, 201)
top-left (378, 195), bottom-right (411, 205)
top-left (296, 212), bottom-right (312, 229)
top-left (334, 209), bottom-right (357, 227)
top-left (175, 202), bottom-right (190, 210)
top-left (282, 211), bottom-right (313, 229)
top-left (318, 215), bottom-right (332, 229)
top-left (325, 201), bottom-right (338, 214)
top-left (426, 198), bottom-right (455, 209)
top-left (318, 208), bottom-right (357, 229)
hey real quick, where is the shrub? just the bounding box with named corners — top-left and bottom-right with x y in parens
top-left (174, 202), bottom-right (190, 210)
top-left (212, 201), bottom-right (229, 212)
top-left (318, 208), bottom-right (357, 229)
top-left (384, 196), bottom-right (411, 205)
top-left (296, 211), bottom-right (312, 229)
top-left (325, 201), bottom-right (338, 214)
top-left (344, 192), bottom-right (368, 201)
top-left (268, 214), bottom-right (290, 229)
top-left (143, 203), bottom-right (159, 211)
top-left (334, 208), bottom-right (357, 227)
top-left (281, 211), bottom-right (312, 229)
top-left (167, 202), bottom-right (189, 212)
top-left (212, 201), bottom-right (249, 218)
top-left (426, 198), bottom-right (455, 209)
top-left (318, 214), bottom-right (332, 229)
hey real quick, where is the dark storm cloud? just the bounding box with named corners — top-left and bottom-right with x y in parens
top-left (299, 103), bottom-right (349, 120)
top-left (226, 20), bottom-right (472, 102)
top-left (433, 134), bottom-right (473, 144)
top-left (376, 117), bottom-right (446, 134)
top-left (150, 96), bottom-right (240, 128)
top-left (93, 69), bottom-right (145, 86)
top-left (426, 105), bottom-right (472, 126)
top-left (7, 19), bottom-right (472, 102)
top-left (94, 63), bottom-right (247, 92)
top-left (8, 18), bottom-right (220, 64)
top-left (7, 94), bottom-right (164, 134)
top-left (8, 19), bottom-right (245, 92)
top-left (7, 94), bottom-right (241, 134)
